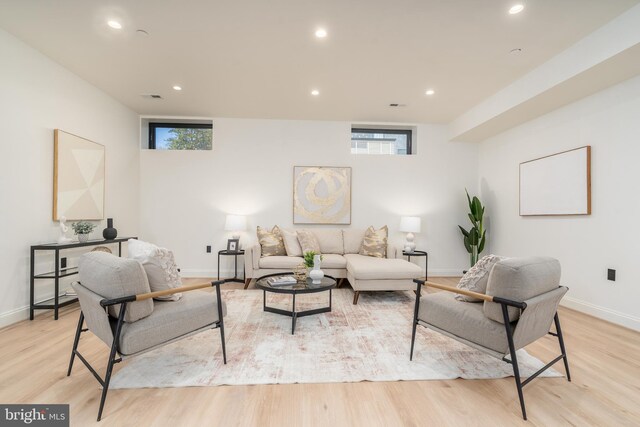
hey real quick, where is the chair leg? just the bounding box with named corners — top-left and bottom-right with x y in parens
top-left (215, 282), bottom-right (227, 364)
top-left (352, 291), bottom-right (360, 305)
top-left (67, 311), bottom-right (84, 376)
top-left (554, 313), bottom-right (571, 382)
top-left (410, 282), bottom-right (422, 361)
top-left (502, 304), bottom-right (527, 420)
top-left (244, 278), bottom-right (251, 289)
top-left (97, 305), bottom-right (126, 422)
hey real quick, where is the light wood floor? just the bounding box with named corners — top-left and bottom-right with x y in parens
top-left (1, 277), bottom-right (639, 426)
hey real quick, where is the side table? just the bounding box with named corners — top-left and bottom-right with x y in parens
top-left (403, 250), bottom-right (428, 280)
top-left (217, 249), bottom-right (245, 284)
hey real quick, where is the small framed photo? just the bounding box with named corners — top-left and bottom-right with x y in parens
top-left (227, 239), bottom-right (239, 252)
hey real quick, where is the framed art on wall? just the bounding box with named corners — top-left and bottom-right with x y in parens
top-left (293, 166), bottom-right (351, 224)
top-left (519, 146), bottom-right (591, 216)
top-left (53, 129), bottom-right (105, 220)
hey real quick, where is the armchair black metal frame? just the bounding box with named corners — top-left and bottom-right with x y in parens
top-left (67, 280), bottom-right (227, 422)
top-left (410, 279), bottom-right (571, 421)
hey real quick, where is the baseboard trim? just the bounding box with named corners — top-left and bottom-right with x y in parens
top-left (561, 296), bottom-right (640, 331)
top-left (428, 269), bottom-right (463, 277)
top-left (0, 305), bottom-right (30, 329)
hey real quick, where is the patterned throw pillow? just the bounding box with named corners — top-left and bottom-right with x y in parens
top-left (257, 226), bottom-right (286, 257)
top-left (296, 230), bottom-right (321, 254)
top-left (455, 254), bottom-right (507, 302)
top-left (359, 225), bottom-right (388, 258)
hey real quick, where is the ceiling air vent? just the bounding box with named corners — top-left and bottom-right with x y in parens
top-left (140, 94), bottom-right (163, 99)
top-left (389, 103), bottom-right (407, 107)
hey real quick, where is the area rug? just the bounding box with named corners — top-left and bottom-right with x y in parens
top-left (110, 288), bottom-right (560, 389)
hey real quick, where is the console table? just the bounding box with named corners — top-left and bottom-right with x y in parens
top-left (30, 237), bottom-right (136, 320)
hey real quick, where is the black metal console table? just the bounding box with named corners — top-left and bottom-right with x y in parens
top-left (30, 237), bottom-right (136, 320)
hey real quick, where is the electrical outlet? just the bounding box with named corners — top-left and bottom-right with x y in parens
top-left (61, 257), bottom-right (67, 269)
top-left (607, 269), bottom-right (616, 281)
top-left (206, 245), bottom-right (211, 253)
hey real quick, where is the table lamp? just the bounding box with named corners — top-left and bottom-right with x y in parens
top-left (399, 216), bottom-right (421, 253)
top-left (225, 214), bottom-right (247, 242)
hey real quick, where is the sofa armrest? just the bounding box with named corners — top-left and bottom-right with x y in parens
top-left (245, 244), bottom-right (261, 274)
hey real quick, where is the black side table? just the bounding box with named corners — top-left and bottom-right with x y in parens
top-left (217, 249), bottom-right (245, 283)
top-left (403, 250), bottom-right (428, 280)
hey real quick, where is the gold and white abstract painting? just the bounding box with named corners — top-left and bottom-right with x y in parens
top-left (53, 129), bottom-right (105, 220)
top-left (293, 166), bottom-right (351, 224)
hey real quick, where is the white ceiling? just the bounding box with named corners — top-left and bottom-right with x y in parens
top-left (1, 0), bottom-right (638, 123)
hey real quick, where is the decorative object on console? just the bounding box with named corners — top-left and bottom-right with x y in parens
top-left (226, 239), bottom-right (239, 252)
top-left (293, 166), bottom-right (351, 224)
top-left (257, 226), bottom-right (286, 256)
top-left (458, 190), bottom-right (486, 267)
top-left (399, 216), bottom-right (421, 252)
top-left (297, 229), bottom-right (321, 254)
top-left (103, 218), bottom-right (117, 240)
top-left (309, 254), bottom-right (325, 284)
top-left (455, 254), bottom-right (506, 302)
top-left (225, 214), bottom-right (247, 247)
top-left (359, 225), bottom-right (388, 258)
top-left (57, 216), bottom-right (73, 243)
top-left (53, 129), bottom-right (105, 220)
top-left (127, 239), bottom-right (182, 301)
top-left (71, 221), bottom-right (96, 242)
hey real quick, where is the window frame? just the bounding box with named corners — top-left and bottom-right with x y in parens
top-left (350, 128), bottom-right (413, 155)
top-left (148, 122), bottom-right (213, 150)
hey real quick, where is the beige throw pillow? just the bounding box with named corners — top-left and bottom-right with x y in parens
top-left (359, 226), bottom-right (388, 258)
top-left (128, 239), bottom-right (182, 301)
top-left (281, 228), bottom-right (303, 257)
top-left (297, 230), bottom-right (321, 254)
top-left (257, 226), bottom-right (286, 257)
top-left (455, 254), bottom-right (507, 302)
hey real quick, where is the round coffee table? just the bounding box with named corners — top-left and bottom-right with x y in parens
top-left (255, 272), bottom-right (337, 334)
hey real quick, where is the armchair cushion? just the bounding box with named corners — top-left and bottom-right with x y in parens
top-left (78, 252), bottom-right (153, 323)
top-left (484, 257), bottom-right (561, 324)
top-left (419, 292), bottom-right (510, 354)
top-left (118, 290), bottom-right (226, 355)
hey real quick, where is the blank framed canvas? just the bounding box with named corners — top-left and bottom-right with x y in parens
top-left (519, 146), bottom-right (591, 216)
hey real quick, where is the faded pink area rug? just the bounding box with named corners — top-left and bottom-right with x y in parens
top-left (110, 289), bottom-right (560, 389)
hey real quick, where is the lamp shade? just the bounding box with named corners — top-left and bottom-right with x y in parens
top-left (224, 215), bottom-right (247, 231)
top-left (399, 216), bottom-right (421, 233)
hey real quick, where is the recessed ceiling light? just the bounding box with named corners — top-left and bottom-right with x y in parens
top-left (425, 89), bottom-right (435, 96)
top-left (311, 89), bottom-right (320, 96)
top-left (509, 4), bottom-right (524, 14)
top-left (315, 28), bottom-right (327, 38)
top-left (172, 85), bottom-right (182, 91)
top-left (107, 20), bottom-right (122, 29)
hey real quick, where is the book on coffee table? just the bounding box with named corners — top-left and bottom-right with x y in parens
top-left (267, 276), bottom-right (297, 286)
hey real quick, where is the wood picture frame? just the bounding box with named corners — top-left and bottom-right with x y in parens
top-left (519, 146), bottom-right (591, 216)
top-left (53, 129), bottom-right (105, 220)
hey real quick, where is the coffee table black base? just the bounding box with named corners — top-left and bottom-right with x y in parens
top-left (263, 289), bottom-right (333, 334)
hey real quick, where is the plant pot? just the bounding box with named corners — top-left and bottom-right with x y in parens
top-left (77, 233), bottom-right (89, 243)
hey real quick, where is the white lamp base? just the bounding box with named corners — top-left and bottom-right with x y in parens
top-left (404, 232), bottom-right (416, 253)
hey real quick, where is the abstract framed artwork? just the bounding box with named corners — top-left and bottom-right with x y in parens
top-left (293, 166), bottom-right (351, 224)
top-left (53, 129), bottom-right (105, 220)
top-left (519, 146), bottom-right (591, 216)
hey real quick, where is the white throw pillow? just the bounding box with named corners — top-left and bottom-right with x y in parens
top-left (128, 239), bottom-right (182, 301)
top-left (455, 254), bottom-right (506, 302)
top-left (281, 228), bottom-right (303, 257)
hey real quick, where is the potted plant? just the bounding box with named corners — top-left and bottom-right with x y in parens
top-left (72, 221), bottom-right (96, 243)
top-left (458, 190), bottom-right (486, 267)
top-left (303, 251), bottom-right (324, 284)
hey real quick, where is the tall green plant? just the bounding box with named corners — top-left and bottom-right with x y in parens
top-left (458, 190), bottom-right (486, 267)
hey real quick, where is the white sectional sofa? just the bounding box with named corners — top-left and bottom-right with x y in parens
top-left (244, 228), bottom-right (423, 304)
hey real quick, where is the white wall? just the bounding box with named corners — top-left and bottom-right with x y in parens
top-left (478, 75), bottom-right (640, 331)
top-left (139, 119), bottom-right (479, 278)
top-left (0, 29), bottom-right (140, 327)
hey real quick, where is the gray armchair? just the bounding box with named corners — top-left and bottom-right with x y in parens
top-left (410, 257), bottom-right (571, 420)
top-left (67, 252), bottom-right (227, 421)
